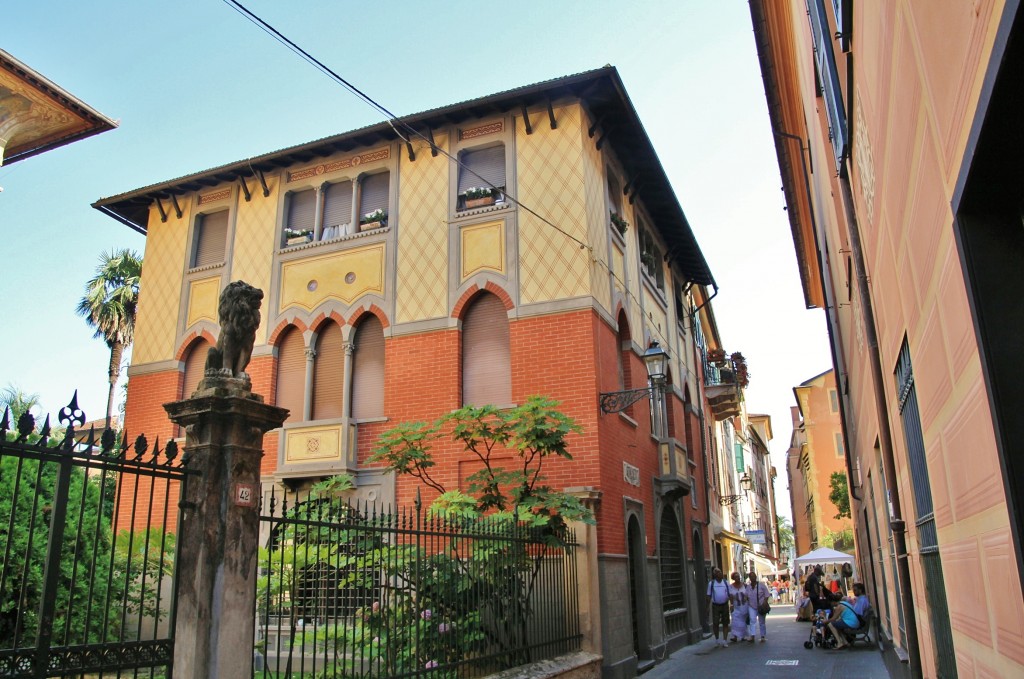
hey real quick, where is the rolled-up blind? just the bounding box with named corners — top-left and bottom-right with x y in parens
top-left (359, 173), bottom-right (389, 219)
top-left (461, 293), bottom-right (511, 406)
top-left (351, 315), bottom-right (385, 419)
top-left (192, 211), bottom-right (228, 268)
top-left (286, 189), bottom-right (316, 233)
top-left (322, 180), bottom-right (353, 231)
top-left (457, 145), bottom-right (505, 194)
top-left (312, 321), bottom-right (344, 420)
top-left (275, 328), bottom-right (306, 423)
top-left (179, 338), bottom-right (211, 436)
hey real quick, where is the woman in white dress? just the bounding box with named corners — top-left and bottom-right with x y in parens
top-left (728, 572), bottom-right (751, 642)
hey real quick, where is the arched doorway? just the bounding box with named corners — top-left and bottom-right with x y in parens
top-left (626, 515), bottom-right (649, 661)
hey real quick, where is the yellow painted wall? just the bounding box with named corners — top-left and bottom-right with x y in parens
top-left (231, 177), bottom-right (280, 346)
top-left (396, 133), bottom-right (450, 323)
top-left (581, 113), bottom-right (611, 313)
top-left (279, 244), bottom-right (385, 312)
top-left (516, 104), bottom-right (590, 304)
top-left (133, 203), bottom-right (190, 364)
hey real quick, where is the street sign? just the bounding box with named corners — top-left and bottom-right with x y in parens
top-left (746, 529), bottom-right (766, 544)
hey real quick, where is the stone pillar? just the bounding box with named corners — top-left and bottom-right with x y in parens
top-left (566, 487), bottom-right (602, 655)
top-left (165, 376), bottom-right (287, 679)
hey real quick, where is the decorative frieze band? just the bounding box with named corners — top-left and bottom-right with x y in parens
top-left (197, 188), bottom-right (231, 204)
top-left (460, 121), bottom-right (503, 140)
top-left (288, 147), bottom-right (391, 183)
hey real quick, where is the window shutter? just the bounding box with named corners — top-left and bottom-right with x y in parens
top-left (462, 293), bottom-right (511, 406)
top-left (607, 173), bottom-right (622, 214)
top-left (322, 180), bottom-right (353, 231)
top-left (179, 338), bottom-right (210, 436)
top-left (359, 173), bottom-right (389, 219)
top-left (311, 322), bottom-right (345, 420)
top-left (192, 211), bottom-right (228, 268)
top-left (275, 328), bottom-right (306, 424)
top-left (287, 189), bottom-right (316, 233)
top-left (458, 145), bottom-right (506, 194)
top-left (659, 508), bottom-right (686, 613)
top-left (351, 316), bottom-right (385, 419)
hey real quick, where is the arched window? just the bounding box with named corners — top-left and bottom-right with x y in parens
top-left (462, 292), bottom-right (511, 406)
top-left (311, 321), bottom-right (344, 420)
top-left (659, 507), bottom-right (686, 635)
top-left (179, 338), bottom-right (211, 437)
top-left (276, 327), bottom-right (306, 424)
top-left (351, 315), bottom-right (385, 420)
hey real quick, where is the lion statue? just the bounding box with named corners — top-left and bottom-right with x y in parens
top-left (205, 281), bottom-right (263, 378)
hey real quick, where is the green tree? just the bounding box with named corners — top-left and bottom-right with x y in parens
top-left (76, 249), bottom-right (142, 429)
top-left (0, 383), bottom-right (41, 423)
top-left (777, 514), bottom-right (794, 554)
top-left (829, 471), bottom-right (851, 519)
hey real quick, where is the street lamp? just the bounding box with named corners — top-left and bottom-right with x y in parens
top-left (718, 473), bottom-right (751, 506)
top-left (599, 341), bottom-right (670, 414)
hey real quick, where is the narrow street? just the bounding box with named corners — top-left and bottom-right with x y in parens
top-left (645, 609), bottom-right (888, 678)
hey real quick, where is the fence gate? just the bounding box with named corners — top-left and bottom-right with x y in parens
top-left (0, 396), bottom-right (193, 678)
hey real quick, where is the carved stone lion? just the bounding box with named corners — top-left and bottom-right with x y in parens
top-left (205, 281), bottom-right (263, 379)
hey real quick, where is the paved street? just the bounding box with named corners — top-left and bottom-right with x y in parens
top-left (645, 608), bottom-right (889, 678)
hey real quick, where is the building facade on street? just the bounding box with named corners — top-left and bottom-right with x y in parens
top-left (752, 1), bottom-right (1024, 677)
top-left (788, 370), bottom-right (853, 556)
top-left (94, 67), bottom-right (779, 677)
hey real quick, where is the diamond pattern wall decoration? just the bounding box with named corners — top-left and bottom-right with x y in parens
top-left (133, 204), bottom-right (189, 365)
top-left (397, 134), bottom-right (450, 323)
top-left (231, 177), bottom-right (280, 345)
top-left (516, 105), bottom-right (590, 304)
top-left (581, 121), bottom-right (611, 312)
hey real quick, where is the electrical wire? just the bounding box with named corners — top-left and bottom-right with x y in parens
top-left (220, 0), bottom-right (703, 351)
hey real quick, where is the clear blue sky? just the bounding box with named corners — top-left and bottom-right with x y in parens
top-left (2, 1), bottom-right (831, 518)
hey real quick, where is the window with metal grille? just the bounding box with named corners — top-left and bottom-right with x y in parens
top-left (659, 507), bottom-right (687, 636)
top-left (457, 144), bottom-right (506, 211)
top-left (351, 315), bottom-right (385, 420)
top-left (311, 321), bottom-right (344, 421)
top-left (461, 292), bottom-right (511, 406)
top-left (275, 327), bottom-right (306, 424)
top-left (191, 211), bottom-right (228, 268)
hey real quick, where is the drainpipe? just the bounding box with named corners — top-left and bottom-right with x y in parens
top-left (836, 165), bottom-right (921, 679)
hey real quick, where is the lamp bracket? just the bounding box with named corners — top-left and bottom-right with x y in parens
top-left (718, 494), bottom-right (746, 506)
top-left (599, 387), bottom-right (653, 414)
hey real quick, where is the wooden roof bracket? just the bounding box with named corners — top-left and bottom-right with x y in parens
top-left (520, 103), bottom-right (533, 135)
top-left (426, 127), bottom-right (438, 157)
top-left (155, 197), bottom-right (168, 223)
top-left (256, 169), bottom-right (270, 197)
top-left (239, 175), bottom-right (252, 202)
top-left (547, 100), bottom-right (557, 129)
top-left (170, 194), bottom-right (183, 218)
top-left (588, 114), bottom-right (606, 138)
top-left (406, 140), bottom-right (416, 162)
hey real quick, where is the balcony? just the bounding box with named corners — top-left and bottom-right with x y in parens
top-left (704, 362), bottom-right (741, 420)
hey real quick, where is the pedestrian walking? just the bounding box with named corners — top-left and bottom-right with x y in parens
top-left (746, 571), bottom-right (771, 642)
top-left (728, 572), bottom-right (752, 642)
top-left (706, 568), bottom-right (731, 647)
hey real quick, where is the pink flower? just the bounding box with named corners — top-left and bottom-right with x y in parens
top-left (437, 623), bottom-right (450, 634)
top-left (421, 609), bottom-right (432, 620)
top-left (372, 601), bottom-right (380, 613)
top-left (425, 660), bottom-right (438, 669)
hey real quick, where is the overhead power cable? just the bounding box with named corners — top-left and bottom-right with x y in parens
top-left (220, 0), bottom-right (703, 349)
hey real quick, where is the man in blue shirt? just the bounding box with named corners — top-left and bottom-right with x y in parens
top-left (706, 568), bottom-right (731, 647)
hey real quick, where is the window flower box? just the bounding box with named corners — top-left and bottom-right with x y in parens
top-left (284, 229), bottom-right (313, 246)
top-left (359, 209), bottom-right (387, 232)
top-left (461, 186), bottom-right (499, 209)
top-left (610, 210), bottom-right (629, 235)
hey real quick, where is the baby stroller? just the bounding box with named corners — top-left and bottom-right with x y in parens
top-left (803, 610), bottom-right (837, 649)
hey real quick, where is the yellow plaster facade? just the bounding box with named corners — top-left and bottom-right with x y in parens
top-left (460, 220), bottom-right (505, 281)
top-left (132, 204), bottom-right (190, 364)
top-left (279, 243), bottom-right (386, 312)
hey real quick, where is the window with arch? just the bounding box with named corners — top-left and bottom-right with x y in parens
top-left (275, 326), bottom-right (306, 424)
top-left (179, 337), bottom-right (211, 436)
top-left (659, 506), bottom-right (687, 635)
top-left (462, 292), bottom-right (511, 406)
top-left (351, 314), bottom-right (385, 420)
top-left (311, 321), bottom-right (345, 420)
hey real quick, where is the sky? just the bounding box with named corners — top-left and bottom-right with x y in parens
top-left (1, 0), bottom-right (832, 519)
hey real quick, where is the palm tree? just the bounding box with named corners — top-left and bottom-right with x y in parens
top-left (77, 249), bottom-right (142, 429)
top-left (0, 383), bottom-right (41, 423)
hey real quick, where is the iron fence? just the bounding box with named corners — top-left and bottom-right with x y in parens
top-left (0, 395), bottom-right (192, 678)
top-left (256, 486), bottom-right (581, 678)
